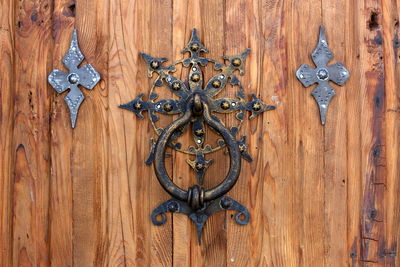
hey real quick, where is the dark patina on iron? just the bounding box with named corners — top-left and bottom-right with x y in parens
top-left (120, 29), bottom-right (275, 244)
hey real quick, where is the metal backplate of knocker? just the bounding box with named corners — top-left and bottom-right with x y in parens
top-left (296, 26), bottom-right (350, 125)
top-left (120, 29), bottom-right (275, 244)
top-left (48, 29), bottom-right (101, 128)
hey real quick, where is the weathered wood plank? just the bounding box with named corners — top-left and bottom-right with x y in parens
top-left (0, 0), bottom-right (15, 266)
top-left (106, 0), bottom-right (140, 265)
top-left (255, 0), bottom-right (299, 265)
top-left (344, 1), bottom-right (364, 266)
top-left (357, 1), bottom-right (386, 264)
top-left (111, 0), bottom-right (174, 266)
top-left (200, 1), bottom-right (228, 265)
top-left (11, 0), bottom-right (53, 265)
top-left (170, 2), bottom-right (192, 266)
top-left (147, 1), bottom-right (174, 266)
top-left (288, 1), bottom-right (326, 266)
top-left (382, 0), bottom-right (400, 265)
top-left (225, 0), bottom-right (251, 266)
top-left (322, 0), bottom-right (349, 266)
top-left (70, 0), bottom-right (109, 266)
top-left (48, 1), bottom-right (75, 266)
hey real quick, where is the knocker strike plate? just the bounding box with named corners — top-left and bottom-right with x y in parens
top-left (120, 29), bottom-right (275, 244)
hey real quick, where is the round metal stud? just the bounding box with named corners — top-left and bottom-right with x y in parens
top-left (220, 197), bottom-right (233, 209)
top-left (150, 61), bottom-right (160, 69)
top-left (232, 58), bottom-right (242, 67)
top-left (163, 103), bottom-right (173, 112)
top-left (252, 102), bottom-right (261, 111)
top-left (167, 201), bottom-right (178, 212)
top-left (134, 102), bottom-right (142, 110)
top-left (212, 80), bottom-right (221, 88)
top-left (172, 82), bottom-right (181, 90)
top-left (239, 144), bottom-right (246, 152)
top-left (195, 163), bottom-right (204, 171)
top-left (316, 68), bottom-right (329, 80)
top-left (190, 43), bottom-right (200, 52)
top-left (67, 73), bottom-right (79, 84)
top-left (194, 128), bottom-right (204, 137)
top-left (220, 101), bottom-right (230, 110)
top-left (191, 73), bottom-right (200, 82)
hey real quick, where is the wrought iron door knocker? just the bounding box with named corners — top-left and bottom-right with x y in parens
top-left (120, 29), bottom-right (275, 243)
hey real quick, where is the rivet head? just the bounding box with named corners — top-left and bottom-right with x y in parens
top-left (195, 163), bottom-right (204, 170)
top-left (252, 102), bottom-right (261, 111)
top-left (167, 201), bottom-right (178, 212)
top-left (190, 43), bottom-right (200, 52)
top-left (172, 82), bottom-right (181, 90)
top-left (212, 80), bottom-right (221, 88)
top-left (221, 101), bottom-right (230, 110)
top-left (150, 61), bottom-right (160, 69)
top-left (191, 73), bottom-right (200, 82)
top-left (316, 68), bottom-right (329, 80)
top-left (239, 144), bottom-right (246, 152)
top-left (220, 197), bottom-right (233, 209)
top-left (194, 128), bottom-right (204, 137)
top-left (163, 103), bottom-right (173, 112)
top-left (134, 102), bottom-right (142, 110)
top-left (67, 73), bottom-right (79, 84)
top-left (232, 58), bottom-right (242, 67)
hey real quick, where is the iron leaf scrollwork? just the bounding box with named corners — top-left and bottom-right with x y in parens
top-left (120, 29), bottom-right (275, 243)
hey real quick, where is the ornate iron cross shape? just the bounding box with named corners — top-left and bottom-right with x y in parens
top-left (48, 29), bottom-right (101, 128)
top-left (120, 29), bottom-right (275, 244)
top-left (296, 26), bottom-right (350, 125)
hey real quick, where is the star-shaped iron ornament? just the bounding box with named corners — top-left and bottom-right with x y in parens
top-left (296, 25), bottom-right (350, 125)
top-left (120, 29), bottom-right (275, 184)
top-left (120, 29), bottom-right (275, 243)
top-left (48, 29), bottom-right (101, 128)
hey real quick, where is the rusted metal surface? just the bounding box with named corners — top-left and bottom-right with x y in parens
top-left (120, 28), bottom-right (275, 243)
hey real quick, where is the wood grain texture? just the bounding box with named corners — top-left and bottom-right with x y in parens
top-left (0, 0), bottom-right (15, 265)
top-left (0, 0), bottom-right (399, 266)
top-left (10, 0), bottom-right (53, 266)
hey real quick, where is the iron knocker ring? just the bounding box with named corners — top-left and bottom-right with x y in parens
top-left (153, 95), bottom-right (241, 210)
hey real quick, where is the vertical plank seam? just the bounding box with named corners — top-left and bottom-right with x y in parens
top-left (8, 0), bottom-right (17, 264)
top-left (170, 1), bottom-right (174, 265)
top-left (48, 0), bottom-right (56, 265)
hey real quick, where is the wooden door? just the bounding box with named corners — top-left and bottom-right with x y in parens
top-left (1, 0), bottom-right (400, 266)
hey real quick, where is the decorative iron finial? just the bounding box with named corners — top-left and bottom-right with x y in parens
top-left (48, 29), bottom-right (101, 128)
top-left (296, 26), bottom-right (350, 125)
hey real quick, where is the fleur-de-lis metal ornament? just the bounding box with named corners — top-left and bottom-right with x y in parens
top-left (120, 29), bottom-right (275, 243)
top-left (48, 29), bottom-right (101, 128)
top-left (296, 26), bottom-right (350, 125)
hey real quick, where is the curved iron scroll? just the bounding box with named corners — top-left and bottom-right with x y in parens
top-left (120, 29), bottom-right (275, 244)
